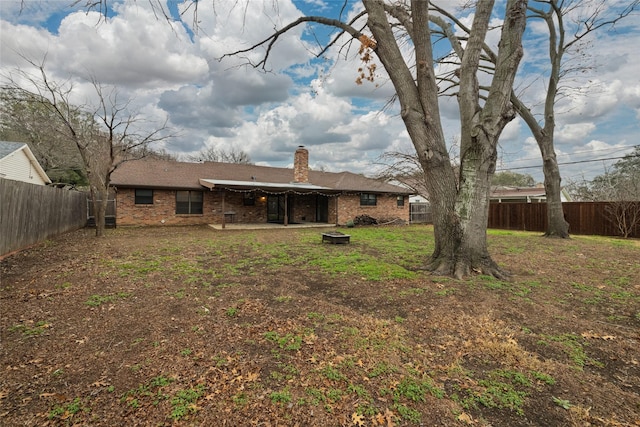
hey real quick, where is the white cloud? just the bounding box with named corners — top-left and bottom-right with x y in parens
top-left (0, 0), bottom-right (637, 180)
top-left (53, 4), bottom-right (209, 87)
top-left (556, 123), bottom-right (597, 143)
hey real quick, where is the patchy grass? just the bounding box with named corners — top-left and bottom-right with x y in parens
top-left (1, 225), bottom-right (638, 426)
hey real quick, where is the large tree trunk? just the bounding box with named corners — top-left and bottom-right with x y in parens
top-left (93, 186), bottom-right (108, 237)
top-left (425, 125), bottom-right (506, 279)
top-left (432, 0), bottom-right (526, 279)
top-left (510, 1), bottom-right (570, 238)
top-left (364, 0), bottom-right (527, 278)
top-left (90, 187), bottom-right (107, 237)
top-left (512, 98), bottom-right (570, 238)
top-left (540, 138), bottom-right (569, 237)
top-left (78, 144), bottom-right (110, 237)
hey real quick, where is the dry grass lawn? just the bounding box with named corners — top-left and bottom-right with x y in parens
top-left (1, 225), bottom-right (639, 426)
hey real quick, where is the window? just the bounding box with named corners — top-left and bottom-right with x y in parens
top-left (135, 189), bottom-right (153, 205)
top-left (360, 193), bottom-right (377, 206)
top-left (176, 191), bottom-right (203, 214)
top-left (243, 193), bottom-right (255, 206)
top-left (397, 195), bottom-right (405, 207)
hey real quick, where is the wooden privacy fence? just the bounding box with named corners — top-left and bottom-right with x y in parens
top-left (410, 202), bottom-right (432, 224)
top-left (488, 201), bottom-right (640, 238)
top-left (0, 179), bottom-right (87, 256)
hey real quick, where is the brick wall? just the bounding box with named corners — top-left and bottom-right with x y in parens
top-left (336, 194), bottom-right (409, 225)
top-left (116, 188), bottom-right (214, 226)
top-left (116, 188), bottom-right (408, 226)
top-left (217, 191), bottom-right (268, 223)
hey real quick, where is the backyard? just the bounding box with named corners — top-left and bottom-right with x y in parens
top-left (0, 224), bottom-right (638, 426)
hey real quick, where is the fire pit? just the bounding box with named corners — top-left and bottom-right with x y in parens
top-left (322, 232), bottom-right (351, 244)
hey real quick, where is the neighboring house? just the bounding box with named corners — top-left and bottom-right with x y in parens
top-left (490, 186), bottom-right (572, 203)
top-left (0, 141), bottom-right (51, 186)
top-left (109, 147), bottom-right (411, 227)
top-left (409, 194), bottom-right (428, 203)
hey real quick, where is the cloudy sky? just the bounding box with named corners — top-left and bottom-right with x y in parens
top-left (1, 0), bottom-right (639, 183)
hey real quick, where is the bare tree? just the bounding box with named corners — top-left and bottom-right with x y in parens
top-left (606, 199), bottom-right (640, 239)
top-left (516, 0), bottom-right (638, 237)
top-left (183, 146), bottom-right (252, 164)
top-left (572, 147), bottom-right (640, 237)
top-left (433, 0), bottom-right (639, 238)
top-left (375, 149), bottom-right (430, 198)
top-left (591, 172), bottom-right (640, 238)
top-left (2, 58), bottom-right (173, 237)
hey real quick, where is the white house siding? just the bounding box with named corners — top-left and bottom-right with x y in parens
top-left (0, 145), bottom-right (50, 185)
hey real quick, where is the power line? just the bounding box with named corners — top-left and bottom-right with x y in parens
top-left (500, 144), bottom-right (639, 166)
top-left (496, 153), bottom-right (639, 172)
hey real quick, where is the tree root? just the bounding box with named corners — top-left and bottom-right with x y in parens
top-left (425, 254), bottom-right (511, 281)
top-left (543, 231), bottom-right (570, 239)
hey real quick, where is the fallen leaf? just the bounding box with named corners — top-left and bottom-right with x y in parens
top-left (303, 333), bottom-right (317, 344)
top-left (351, 412), bottom-right (365, 426)
top-left (0, 391), bottom-right (8, 400)
top-left (38, 393), bottom-right (57, 398)
top-left (458, 412), bottom-right (474, 424)
top-left (373, 412), bottom-right (386, 425)
top-left (384, 408), bottom-right (396, 427)
top-left (91, 380), bottom-right (108, 387)
top-left (581, 332), bottom-right (617, 340)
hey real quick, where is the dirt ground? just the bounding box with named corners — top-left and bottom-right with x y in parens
top-left (1, 225), bottom-right (639, 426)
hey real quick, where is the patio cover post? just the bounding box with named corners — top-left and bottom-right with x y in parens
top-left (284, 194), bottom-right (288, 226)
top-left (221, 190), bottom-right (226, 229)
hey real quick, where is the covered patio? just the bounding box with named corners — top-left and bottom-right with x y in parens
top-left (208, 222), bottom-right (336, 230)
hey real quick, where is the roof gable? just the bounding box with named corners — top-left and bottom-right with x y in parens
top-left (0, 141), bottom-right (51, 185)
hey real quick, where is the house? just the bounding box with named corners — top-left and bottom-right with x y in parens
top-left (0, 141), bottom-right (51, 186)
top-left (109, 147), bottom-right (412, 227)
top-left (490, 185), bottom-right (572, 203)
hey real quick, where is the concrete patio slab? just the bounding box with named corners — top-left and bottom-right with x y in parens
top-left (208, 223), bottom-right (338, 231)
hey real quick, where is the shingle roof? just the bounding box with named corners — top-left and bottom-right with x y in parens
top-left (0, 141), bottom-right (26, 159)
top-left (490, 186), bottom-right (546, 198)
top-left (110, 159), bottom-right (411, 194)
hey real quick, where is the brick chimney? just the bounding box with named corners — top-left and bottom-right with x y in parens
top-left (294, 146), bottom-right (309, 183)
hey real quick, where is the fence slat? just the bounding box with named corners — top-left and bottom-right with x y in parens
top-left (410, 202), bottom-right (432, 223)
top-left (1, 179), bottom-right (87, 256)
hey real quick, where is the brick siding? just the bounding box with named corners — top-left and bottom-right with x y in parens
top-left (116, 188), bottom-right (408, 226)
top-left (336, 194), bottom-right (409, 224)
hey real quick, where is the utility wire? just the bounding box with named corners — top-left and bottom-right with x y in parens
top-left (499, 144), bottom-right (639, 166)
top-left (497, 153), bottom-right (639, 172)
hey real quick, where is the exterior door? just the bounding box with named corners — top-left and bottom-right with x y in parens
top-left (316, 195), bottom-right (328, 222)
top-left (267, 195), bottom-right (293, 223)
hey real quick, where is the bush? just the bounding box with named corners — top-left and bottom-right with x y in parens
top-left (354, 215), bottom-right (378, 226)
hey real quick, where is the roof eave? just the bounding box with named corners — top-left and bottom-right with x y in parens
top-left (199, 178), bottom-right (337, 193)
